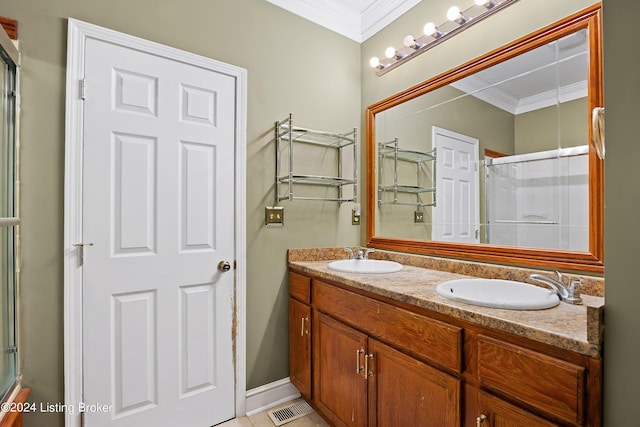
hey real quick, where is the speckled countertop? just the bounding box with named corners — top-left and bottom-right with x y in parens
top-left (288, 248), bottom-right (604, 359)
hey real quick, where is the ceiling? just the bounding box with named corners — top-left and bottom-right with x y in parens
top-left (265, 0), bottom-right (421, 43)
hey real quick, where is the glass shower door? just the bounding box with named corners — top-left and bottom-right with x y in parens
top-left (0, 34), bottom-right (18, 399)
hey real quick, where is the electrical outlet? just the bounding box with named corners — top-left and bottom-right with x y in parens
top-left (352, 208), bottom-right (361, 225)
top-left (265, 207), bottom-right (284, 227)
top-left (414, 211), bottom-right (424, 223)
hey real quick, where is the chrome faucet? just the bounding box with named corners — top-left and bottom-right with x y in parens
top-left (343, 247), bottom-right (375, 260)
top-left (344, 247), bottom-right (355, 259)
top-left (363, 248), bottom-right (375, 259)
top-left (528, 271), bottom-right (583, 305)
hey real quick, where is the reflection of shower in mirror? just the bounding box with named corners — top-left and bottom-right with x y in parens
top-left (485, 145), bottom-right (588, 251)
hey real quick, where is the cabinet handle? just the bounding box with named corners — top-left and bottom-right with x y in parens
top-left (300, 317), bottom-right (309, 336)
top-left (476, 414), bottom-right (488, 426)
top-left (356, 349), bottom-right (364, 374)
top-left (365, 354), bottom-right (374, 379)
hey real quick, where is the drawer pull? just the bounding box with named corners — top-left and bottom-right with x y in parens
top-left (477, 414), bottom-right (488, 426)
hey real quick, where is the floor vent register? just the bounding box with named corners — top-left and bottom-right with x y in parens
top-left (267, 400), bottom-right (314, 426)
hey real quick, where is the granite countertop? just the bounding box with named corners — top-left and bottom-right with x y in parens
top-left (289, 255), bottom-right (604, 359)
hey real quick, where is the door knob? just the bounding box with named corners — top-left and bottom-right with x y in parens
top-left (218, 261), bottom-right (232, 272)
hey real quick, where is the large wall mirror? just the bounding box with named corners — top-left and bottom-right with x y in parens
top-left (366, 5), bottom-right (603, 273)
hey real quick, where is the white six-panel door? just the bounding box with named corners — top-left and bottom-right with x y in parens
top-left (432, 127), bottom-right (480, 244)
top-left (80, 34), bottom-right (236, 426)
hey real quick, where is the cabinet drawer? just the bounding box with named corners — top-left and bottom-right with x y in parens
top-left (478, 335), bottom-right (585, 425)
top-left (479, 390), bottom-right (560, 427)
top-left (289, 272), bottom-right (311, 303)
top-left (314, 280), bottom-right (462, 373)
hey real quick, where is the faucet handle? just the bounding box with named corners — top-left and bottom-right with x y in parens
top-left (565, 279), bottom-right (583, 305)
top-left (364, 248), bottom-right (375, 259)
top-left (343, 247), bottom-right (355, 259)
top-left (555, 270), bottom-right (565, 285)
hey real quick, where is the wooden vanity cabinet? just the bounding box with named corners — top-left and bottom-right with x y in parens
top-left (291, 272), bottom-right (461, 426)
top-left (288, 270), bottom-right (602, 427)
top-left (289, 272), bottom-right (311, 399)
top-left (312, 311), bottom-right (461, 427)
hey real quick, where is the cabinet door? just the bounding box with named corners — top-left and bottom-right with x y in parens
top-left (289, 298), bottom-right (311, 399)
top-left (368, 338), bottom-right (461, 427)
top-left (314, 312), bottom-right (367, 427)
top-left (478, 391), bottom-right (560, 427)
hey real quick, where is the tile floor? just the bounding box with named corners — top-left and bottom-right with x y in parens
top-left (218, 400), bottom-right (330, 427)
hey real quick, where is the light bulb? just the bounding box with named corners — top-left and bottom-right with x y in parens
top-left (385, 47), bottom-right (397, 59)
top-left (447, 5), bottom-right (468, 24)
top-left (447, 6), bottom-right (462, 21)
top-left (369, 56), bottom-right (381, 68)
top-left (423, 22), bottom-right (442, 38)
top-left (403, 35), bottom-right (421, 49)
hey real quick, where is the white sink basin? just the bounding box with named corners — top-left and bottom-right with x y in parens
top-left (328, 259), bottom-right (403, 274)
top-left (436, 278), bottom-right (560, 310)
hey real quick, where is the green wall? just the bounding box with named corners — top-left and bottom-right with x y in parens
top-left (515, 98), bottom-right (588, 153)
top-left (2, 1), bottom-right (360, 425)
top-left (602, 1), bottom-right (640, 424)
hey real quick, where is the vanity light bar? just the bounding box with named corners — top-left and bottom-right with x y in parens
top-left (370, 0), bottom-right (519, 76)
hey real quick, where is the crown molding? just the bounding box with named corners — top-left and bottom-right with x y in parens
top-left (266, 0), bottom-right (421, 43)
top-left (516, 80), bottom-right (587, 114)
top-left (361, 0), bottom-right (421, 41)
top-left (451, 76), bottom-right (587, 115)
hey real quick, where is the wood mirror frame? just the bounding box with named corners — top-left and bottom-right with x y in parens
top-left (366, 5), bottom-right (603, 273)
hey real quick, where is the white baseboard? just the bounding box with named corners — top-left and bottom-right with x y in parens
top-left (245, 377), bottom-right (301, 417)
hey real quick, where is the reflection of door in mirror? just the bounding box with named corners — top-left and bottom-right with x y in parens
top-left (366, 5), bottom-right (603, 272)
top-left (432, 127), bottom-right (479, 244)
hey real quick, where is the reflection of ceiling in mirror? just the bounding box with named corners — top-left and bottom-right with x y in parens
top-left (450, 30), bottom-right (588, 115)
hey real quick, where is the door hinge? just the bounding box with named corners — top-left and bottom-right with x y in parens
top-left (73, 242), bottom-right (94, 265)
top-left (7, 90), bottom-right (16, 98)
top-left (5, 346), bottom-right (17, 354)
top-left (80, 78), bottom-right (87, 100)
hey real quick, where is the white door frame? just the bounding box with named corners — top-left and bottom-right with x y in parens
top-left (63, 19), bottom-right (247, 427)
